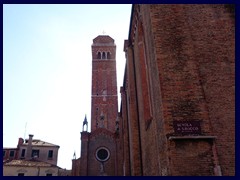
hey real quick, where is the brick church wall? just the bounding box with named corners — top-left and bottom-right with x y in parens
top-left (122, 4), bottom-right (234, 176)
top-left (87, 133), bottom-right (117, 176)
top-left (182, 5), bottom-right (235, 175)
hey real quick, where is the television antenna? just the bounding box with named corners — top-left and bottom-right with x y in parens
top-left (24, 122), bottom-right (27, 139)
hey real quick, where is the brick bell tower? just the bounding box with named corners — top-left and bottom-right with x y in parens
top-left (77, 35), bottom-right (120, 176)
top-left (91, 35), bottom-right (118, 132)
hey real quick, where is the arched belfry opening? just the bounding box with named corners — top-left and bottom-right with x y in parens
top-left (97, 52), bottom-right (101, 59)
top-left (102, 52), bottom-right (106, 59)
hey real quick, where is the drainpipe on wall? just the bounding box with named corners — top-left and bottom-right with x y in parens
top-left (212, 141), bottom-right (222, 176)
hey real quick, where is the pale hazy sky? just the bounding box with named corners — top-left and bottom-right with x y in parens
top-left (3, 4), bottom-right (132, 169)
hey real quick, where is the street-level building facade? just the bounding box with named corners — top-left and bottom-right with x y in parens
top-left (3, 159), bottom-right (60, 176)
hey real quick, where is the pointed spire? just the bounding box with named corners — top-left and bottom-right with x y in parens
top-left (84, 115), bottom-right (87, 123)
top-left (73, 151), bottom-right (76, 159)
top-left (82, 114), bottom-right (88, 132)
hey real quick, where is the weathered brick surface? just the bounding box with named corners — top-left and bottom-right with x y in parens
top-left (183, 5), bottom-right (235, 176)
top-left (169, 139), bottom-right (214, 176)
top-left (120, 4), bottom-right (235, 176)
top-left (72, 158), bottom-right (80, 176)
top-left (87, 131), bottom-right (117, 176)
top-left (120, 86), bottom-right (131, 176)
top-left (125, 46), bottom-right (143, 176)
top-left (91, 36), bottom-right (118, 133)
top-left (79, 132), bottom-right (89, 176)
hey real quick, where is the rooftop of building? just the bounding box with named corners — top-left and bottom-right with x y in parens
top-left (92, 35), bottom-right (115, 46)
top-left (3, 159), bottom-right (60, 168)
top-left (23, 139), bottom-right (60, 148)
top-left (3, 147), bottom-right (18, 150)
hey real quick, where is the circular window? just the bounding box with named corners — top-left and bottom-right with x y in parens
top-left (95, 147), bottom-right (110, 162)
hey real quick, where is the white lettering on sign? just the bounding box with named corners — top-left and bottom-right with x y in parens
top-left (173, 121), bottom-right (201, 135)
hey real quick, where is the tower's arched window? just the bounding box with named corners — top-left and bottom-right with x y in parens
top-left (102, 52), bottom-right (106, 59)
top-left (97, 52), bottom-right (101, 59)
top-left (107, 52), bottom-right (111, 59)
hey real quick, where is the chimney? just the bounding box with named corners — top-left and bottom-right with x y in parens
top-left (17, 138), bottom-right (24, 148)
top-left (26, 134), bottom-right (34, 160)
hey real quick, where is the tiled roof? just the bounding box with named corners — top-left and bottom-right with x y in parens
top-left (23, 139), bottom-right (59, 147)
top-left (3, 148), bottom-right (18, 150)
top-left (93, 35), bottom-right (115, 44)
top-left (3, 159), bottom-right (59, 168)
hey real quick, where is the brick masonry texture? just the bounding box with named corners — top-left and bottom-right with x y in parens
top-left (74, 35), bottom-right (120, 176)
top-left (120, 4), bottom-right (235, 176)
top-left (72, 4), bottom-right (235, 176)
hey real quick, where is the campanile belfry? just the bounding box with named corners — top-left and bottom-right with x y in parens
top-left (91, 35), bottom-right (118, 132)
top-left (74, 35), bottom-right (120, 176)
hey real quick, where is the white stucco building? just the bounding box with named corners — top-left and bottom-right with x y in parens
top-left (3, 159), bottom-right (60, 176)
top-left (3, 134), bottom-right (69, 176)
